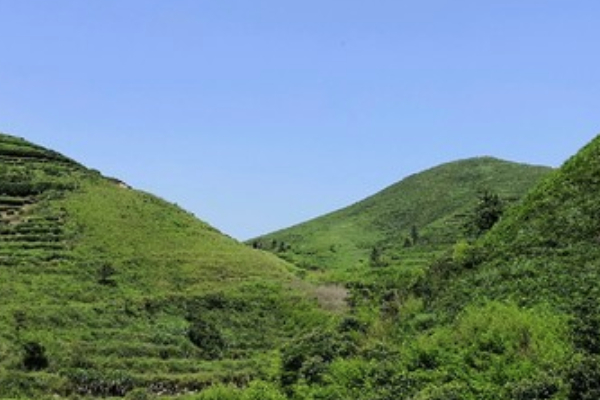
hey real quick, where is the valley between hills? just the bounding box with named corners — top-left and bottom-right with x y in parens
top-left (1, 131), bottom-right (600, 399)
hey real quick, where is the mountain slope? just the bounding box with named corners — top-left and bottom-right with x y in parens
top-left (252, 157), bottom-right (552, 280)
top-left (0, 133), bottom-right (326, 397)
top-left (263, 137), bottom-right (600, 400)
top-left (430, 134), bottom-right (600, 321)
top-left (377, 133), bottom-right (600, 399)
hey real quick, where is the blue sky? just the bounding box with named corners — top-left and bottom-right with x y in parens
top-left (0, 1), bottom-right (598, 239)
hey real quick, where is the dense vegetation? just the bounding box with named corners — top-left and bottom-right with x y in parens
top-left (3, 131), bottom-right (600, 399)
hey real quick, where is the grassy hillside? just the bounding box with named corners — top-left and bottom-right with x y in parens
top-left (0, 133), bottom-right (327, 398)
top-left (251, 157), bottom-right (551, 282)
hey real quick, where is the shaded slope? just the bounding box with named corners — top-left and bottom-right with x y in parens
top-left (252, 157), bottom-right (551, 280)
top-left (0, 133), bottom-right (325, 397)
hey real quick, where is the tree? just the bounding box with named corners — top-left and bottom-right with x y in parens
top-left (465, 190), bottom-right (504, 237)
top-left (98, 263), bottom-right (117, 286)
top-left (369, 246), bottom-right (386, 268)
top-left (410, 225), bottom-right (419, 245)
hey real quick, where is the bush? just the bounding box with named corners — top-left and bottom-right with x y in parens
top-left (410, 302), bottom-right (572, 398)
top-left (509, 373), bottom-right (562, 400)
top-left (193, 384), bottom-right (240, 400)
top-left (22, 341), bottom-right (49, 371)
top-left (568, 356), bottom-right (600, 400)
top-left (187, 319), bottom-right (227, 360)
top-left (242, 380), bottom-right (287, 400)
top-left (281, 329), bottom-right (355, 387)
top-left (0, 370), bottom-right (67, 398)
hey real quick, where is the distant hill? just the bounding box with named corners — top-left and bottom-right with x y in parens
top-left (0, 133), bottom-right (326, 397)
top-left (251, 157), bottom-right (552, 281)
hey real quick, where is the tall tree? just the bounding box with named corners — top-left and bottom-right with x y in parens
top-left (466, 190), bottom-right (504, 237)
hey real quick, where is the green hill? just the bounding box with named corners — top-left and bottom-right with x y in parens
top-left (283, 134), bottom-right (600, 400)
top-left (371, 134), bottom-right (600, 400)
top-left (428, 133), bottom-right (600, 342)
top-left (0, 133), bottom-right (327, 398)
top-left (6, 130), bottom-right (598, 400)
top-left (251, 157), bottom-right (551, 282)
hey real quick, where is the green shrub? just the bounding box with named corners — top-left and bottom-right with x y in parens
top-left (567, 356), bottom-right (600, 400)
top-left (411, 301), bottom-right (572, 398)
top-left (242, 380), bottom-right (287, 400)
top-left (281, 329), bottom-right (356, 388)
top-left (193, 384), bottom-right (240, 400)
top-left (508, 373), bottom-right (562, 400)
top-left (22, 341), bottom-right (49, 371)
top-left (187, 319), bottom-right (227, 360)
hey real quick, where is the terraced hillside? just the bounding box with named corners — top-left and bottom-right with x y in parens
top-left (0, 134), bottom-right (326, 398)
top-left (252, 157), bottom-right (551, 282)
top-left (0, 136), bottom-right (81, 267)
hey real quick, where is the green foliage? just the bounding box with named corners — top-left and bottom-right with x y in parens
top-left (179, 382), bottom-right (286, 400)
top-left (22, 341), bottom-right (49, 371)
top-left (464, 190), bottom-right (505, 238)
top-left (190, 384), bottom-right (240, 400)
top-left (369, 246), bottom-right (386, 268)
top-left (297, 302), bottom-right (572, 400)
top-left (0, 370), bottom-right (67, 398)
top-left (187, 319), bottom-right (227, 360)
top-left (97, 262), bottom-right (117, 286)
top-left (281, 328), bottom-right (356, 388)
top-left (451, 239), bottom-right (473, 266)
top-left (567, 356), bottom-right (600, 400)
top-left (242, 380), bottom-right (287, 400)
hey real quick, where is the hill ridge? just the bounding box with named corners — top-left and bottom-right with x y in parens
top-left (251, 156), bottom-right (552, 280)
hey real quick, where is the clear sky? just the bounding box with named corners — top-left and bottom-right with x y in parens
top-left (0, 1), bottom-right (598, 240)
